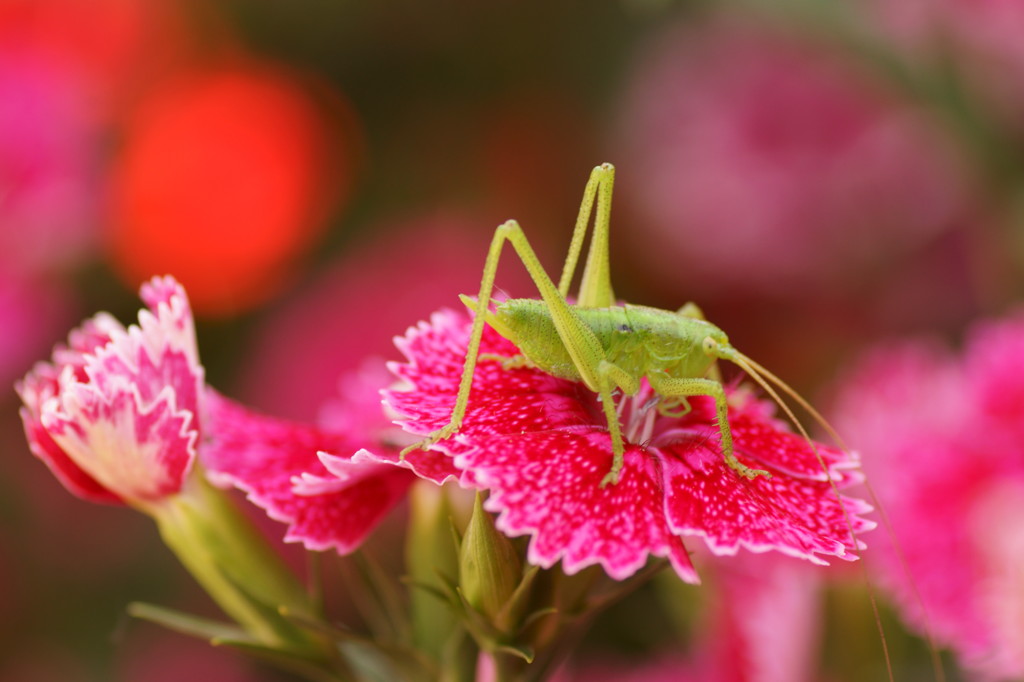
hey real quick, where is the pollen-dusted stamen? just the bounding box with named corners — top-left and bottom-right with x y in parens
top-left (619, 385), bottom-right (660, 445)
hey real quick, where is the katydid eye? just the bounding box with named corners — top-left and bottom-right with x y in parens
top-left (702, 337), bottom-right (716, 354)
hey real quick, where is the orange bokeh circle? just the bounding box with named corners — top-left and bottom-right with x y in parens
top-left (108, 60), bottom-right (357, 316)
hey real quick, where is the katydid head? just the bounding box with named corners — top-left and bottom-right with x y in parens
top-left (701, 330), bottom-right (730, 357)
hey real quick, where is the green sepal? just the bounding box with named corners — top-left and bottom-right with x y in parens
top-left (280, 607), bottom-right (439, 682)
top-left (339, 550), bottom-right (411, 643)
top-left (518, 606), bottom-right (559, 634)
top-left (498, 565), bottom-right (541, 635)
top-left (493, 642), bottom-right (535, 663)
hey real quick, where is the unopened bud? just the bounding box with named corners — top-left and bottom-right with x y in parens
top-left (459, 493), bottom-right (522, 625)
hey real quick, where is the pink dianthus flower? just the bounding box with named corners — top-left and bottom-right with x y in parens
top-left (17, 275), bottom-right (427, 555)
top-left (385, 309), bottom-right (874, 583)
top-left (17, 275), bottom-right (201, 506)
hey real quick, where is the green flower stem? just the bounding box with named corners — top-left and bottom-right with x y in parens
top-left (149, 472), bottom-right (327, 657)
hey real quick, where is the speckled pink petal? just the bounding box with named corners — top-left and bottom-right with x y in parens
top-left (201, 391), bottom-right (413, 554)
top-left (387, 310), bottom-right (577, 438)
top-left (455, 429), bottom-right (698, 583)
top-left (661, 395), bottom-right (875, 562)
top-left (660, 444), bottom-right (869, 564)
top-left (727, 398), bottom-right (854, 481)
top-left (336, 448), bottom-right (459, 486)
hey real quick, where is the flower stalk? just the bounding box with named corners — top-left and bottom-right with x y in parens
top-left (151, 471), bottom-right (325, 655)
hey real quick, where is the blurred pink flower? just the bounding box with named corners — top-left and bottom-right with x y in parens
top-left (0, 0), bottom-right (190, 114)
top-left (558, 555), bottom-right (820, 682)
top-left (868, 0), bottom-right (1024, 121)
top-left (385, 309), bottom-right (873, 583)
top-left (0, 272), bottom-right (75, 389)
top-left (16, 276), bottom-right (201, 506)
top-left (832, 312), bottom-right (1024, 679)
top-left (692, 554), bottom-right (822, 682)
top-left (0, 54), bottom-right (99, 276)
top-left (615, 19), bottom-right (972, 295)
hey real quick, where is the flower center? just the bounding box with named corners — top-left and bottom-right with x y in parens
top-left (618, 384), bottom-right (661, 445)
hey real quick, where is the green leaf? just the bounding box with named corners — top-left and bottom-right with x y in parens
top-left (127, 602), bottom-right (250, 643)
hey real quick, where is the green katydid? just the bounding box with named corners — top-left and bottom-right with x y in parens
top-left (402, 162), bottom-right (841, 488)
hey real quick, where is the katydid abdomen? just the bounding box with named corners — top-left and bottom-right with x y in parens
top-left (490, 299), bottom-right (723, 386)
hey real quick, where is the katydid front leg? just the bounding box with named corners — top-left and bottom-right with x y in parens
top-left (596, 359), bottom-right (640, 487)
top-left (646, 373), bottom-right (771, 480)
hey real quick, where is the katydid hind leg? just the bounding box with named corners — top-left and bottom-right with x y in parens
top-left (557, 165), bottom-right (602, 298)
top-left (577, 163), bottom-right (616, 309)
top-left (403, 220), bottom-right (611, 454)
top-left (557, 163), bottom-right (617, 308)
